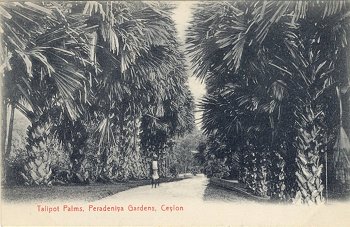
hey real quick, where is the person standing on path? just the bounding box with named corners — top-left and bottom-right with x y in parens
top-left (151, 154), bottom-right (160, 188)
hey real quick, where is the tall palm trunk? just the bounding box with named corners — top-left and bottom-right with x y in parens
top-left (241, 143), bottom-right (269, 197)
top-left (118, 112), bottom-right (147, 180)
top-left (69, 122), bottom-right (89, 183)
top-left (284, 142), bottom-right (298, 200)
top-left (1, 101), bottom-right (7, 154)
top-left (98, 121), bottom-right (119, 181)
top-left (5, 104), bottom-right (15, 159)
top-left (332, 86), bottom-right (350, 192)
top-left (1, 100), bottom-right (7, 183)
top-left (20, 120), bottom-right (52, 185)
top-left (99, 146), bottom-right (117, 182)
top-left (2, 104), bottom-right (14, 184)
top-left (344, 48), bottom-right (350, 137)
top-left (70, 144), bottom-right (88, 183)
top-left (268, 150), bottom-right (286, 200)
top-left (131, 115), bottom-right (147, 178)
top-left (294, 104), bottom-right (325, 205)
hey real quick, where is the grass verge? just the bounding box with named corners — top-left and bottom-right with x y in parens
top-left (2, 177), bottom-right (182, 203)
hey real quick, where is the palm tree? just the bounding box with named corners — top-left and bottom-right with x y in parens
top-left (266, 2), bottom-right (350, 204)
top-left (80, 1), bottom-right (193, 180)
top-left (140, 85), bottom-right (195, 176)
top-left (2, 1), bottom-right (194, 184)
top-left (188, 1), bottom-right (350, 203)
top-left (1, 2), bottom-right (93, 184)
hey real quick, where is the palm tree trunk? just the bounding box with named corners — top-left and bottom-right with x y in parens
top-left (294, 104), bottom-right (325, 205)
top-left (21, 120), bottom-right (52, 185)
top-left (70, 146), bottom-right (87, 183)
top-left (269, 150), bottom-right (287, 200)
top-left (1, 100), bottom-right (7, 183)
top-left (119, 112), bottom-right (147, 180)
top-left (5, 104), bottom-right (15, 159)
top-left (69, 122), bottom-right (88, 183)
top-left (118, 109), bottom-right (128, 180)
top-left (344, 47), bottom-right (350, 137)
top-left (1, 101), bottom-right (7, 155)
top-left (99, 147), bottom-right (114, 182)
top-left (3, 104), bottom-right (14, 184)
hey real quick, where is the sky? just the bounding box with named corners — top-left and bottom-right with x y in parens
top-left (171, 1), bottom-right (206, 128)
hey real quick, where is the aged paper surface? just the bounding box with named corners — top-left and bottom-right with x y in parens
top-left (2, 197), bottom-right (350, 226)
top-left (1, 1), bottom-right (350, 226)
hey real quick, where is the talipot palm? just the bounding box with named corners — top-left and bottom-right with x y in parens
top-left (188, 1), bottom-right (350, 203)
top-left (1, 2), bottom-right (93, 184)
top-left (81, 1), bottom-right (194, 180)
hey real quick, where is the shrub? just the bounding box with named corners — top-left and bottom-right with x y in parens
top-left (169, 163), bottom-right (180, 177)
top-left (204, 155), bottom-right (229, 178)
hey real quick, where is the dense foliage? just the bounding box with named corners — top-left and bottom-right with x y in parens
top-left (188, 1), bottom-right (350, 204)
top-left (1, 1), bottom-right (194, 185)
top-left (2, 1), bottom-right (350, 206)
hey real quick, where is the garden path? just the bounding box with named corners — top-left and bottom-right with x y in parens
top-left (3, 175), bottom-right (350, 226)
top-left (97, 174), bottom-right (211, 204)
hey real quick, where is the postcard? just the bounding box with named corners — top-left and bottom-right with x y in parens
top-left (1, 1), bottom-right (350, 226)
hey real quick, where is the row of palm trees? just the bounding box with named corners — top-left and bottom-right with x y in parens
top-left (188, 1), bottom-right (350, 204)
top-left (1, 2), bottom-right (194, 184)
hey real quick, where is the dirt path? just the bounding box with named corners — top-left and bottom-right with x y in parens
top-left (96, 174), bottom-right (209, 204)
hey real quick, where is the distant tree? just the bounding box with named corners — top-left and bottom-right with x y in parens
top-left (168, 128), bottom-right (205, 174)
